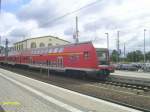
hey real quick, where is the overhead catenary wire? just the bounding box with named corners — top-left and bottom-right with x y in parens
top-left (1, 0), bottom-right (103, 45)
top-left (34, 0), bottom-right (102, 29)
top-left (2, 0), bottom-right (150, 53)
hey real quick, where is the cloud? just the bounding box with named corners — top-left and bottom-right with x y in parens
top-left (64, 27), bottom-right (74, 36)
top-left (1, 0), bottom-right (150, 52)
top-left (0, 12), bottom-right (19, 35)
top-left (0, 11), bottom-right (38, 43)
top-left (17, 0), bottom-right (61, 28)
top-left (2, 0), bottom-right (21, 4)
top-left (9, 28), bottom-right (29, 37)
top-left (83, 17), bottom-right (124, 32)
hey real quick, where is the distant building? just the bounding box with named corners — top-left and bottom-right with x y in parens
top-left (14, 36), bottom-right (70, 51)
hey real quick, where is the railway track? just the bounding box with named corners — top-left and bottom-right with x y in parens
top-left (103, 80), bottom-right (150, 92)
top-left (1, 64), bottom-right (150, 94)
top-left (0, 64), bottom-right (150, 111)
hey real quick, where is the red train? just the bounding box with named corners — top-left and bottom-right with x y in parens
top-left (0, 42), bottom-right (114, 79)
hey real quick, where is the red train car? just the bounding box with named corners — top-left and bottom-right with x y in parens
top-left (0, 42), bottom-right (113, 79)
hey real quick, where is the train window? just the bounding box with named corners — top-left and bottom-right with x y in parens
top-left (53, 48), bottom-right (58, 53)
top-left (38, 50), bottom-right (41, 54)
top-left (37, 50), bottom-right (40, 54)
top-left (32, 50), bottom-right (35, 54)
top-left (39, 49), bottom-right (43, 54)
top-left (40, 49), bottom-right (42, 54)
top-left (40, 49), bottom-right (44, 54)
top-left (43, 49), bottom-right (45, 54)
top-left (35, 50), bottom-right (38, 54)
top-left (69, 55), bottom-right (79, 61)
top-left (38, 49), bottom-right (41, 54)
top-left (43, 49), bottom-right (47, 54)
top-left (84, 51), bottom-right (90, 59)
top-left (48, 48), bottom-right (52, 53)
top-left (58, 47), bottom-right (64, 53)
top-left (44, 49), bottom-right (48, 54)
top-left (35, 50), bottom-right (37, 54)
top-left (34, 50), bottom-right (37, 54)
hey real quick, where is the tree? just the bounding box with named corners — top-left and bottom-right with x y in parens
top-left (110, 50), bottom-right (119, 62)
top-left (146, 52), bottom-right (150, 62)
top-left (126, 50), bottom-right (143, 62)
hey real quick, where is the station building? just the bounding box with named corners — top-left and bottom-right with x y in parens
top-left (14, 36), bottom-right (70, 51)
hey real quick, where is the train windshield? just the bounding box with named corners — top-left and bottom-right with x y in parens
top-left (96, 49), bottom-right (109, 65)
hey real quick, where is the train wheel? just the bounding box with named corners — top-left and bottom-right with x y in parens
top-left (80, 71), bottom-right (87, 80)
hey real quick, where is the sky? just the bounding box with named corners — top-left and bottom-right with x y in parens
top-left (1, 0), bottom-right (150, 53)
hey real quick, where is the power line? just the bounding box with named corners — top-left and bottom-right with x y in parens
top-left (30, 0), bottom-right (102, 30)
top-left (1, 0), bottom-right (102, 45)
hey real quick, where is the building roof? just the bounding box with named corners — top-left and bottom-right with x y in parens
top-left (14, 35), bottom-right (70, 44)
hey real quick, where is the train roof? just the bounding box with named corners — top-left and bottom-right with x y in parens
top-left (28, 41), bottom-right (93, 50)
top-left (9, 41), bottom-right (108, 53)
top-left (14, 35), bottom-right (70, 44)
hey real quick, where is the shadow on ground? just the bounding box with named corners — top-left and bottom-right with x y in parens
top-left (0, 106), bottom-right (5, 112)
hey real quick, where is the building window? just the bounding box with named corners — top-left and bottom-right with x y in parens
top-left (48, 43), bottom-right (52, 47)
top-left (31, 42), bottom-right (36, 48)
top-left (53, 48), bottom-right (58, 53)
top-left (39, 42), bottom-right (45, 48)
top-left (48, 48), bottom-right (52, 53)
top-left (58, 47), bottom-right (64, 53)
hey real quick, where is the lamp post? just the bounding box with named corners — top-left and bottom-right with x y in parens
top-left (105, 33), bottom-right (109, 50)
top-left (144, 29), bottom-right (146, 63)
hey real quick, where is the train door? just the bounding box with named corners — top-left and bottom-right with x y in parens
top-left (57, 57), bottom-right (63, 68)
top-left (28, 56), bottom-right (32, 64)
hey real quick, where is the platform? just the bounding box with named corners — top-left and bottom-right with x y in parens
top-left (0, 68), bottom-right (141, 112)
